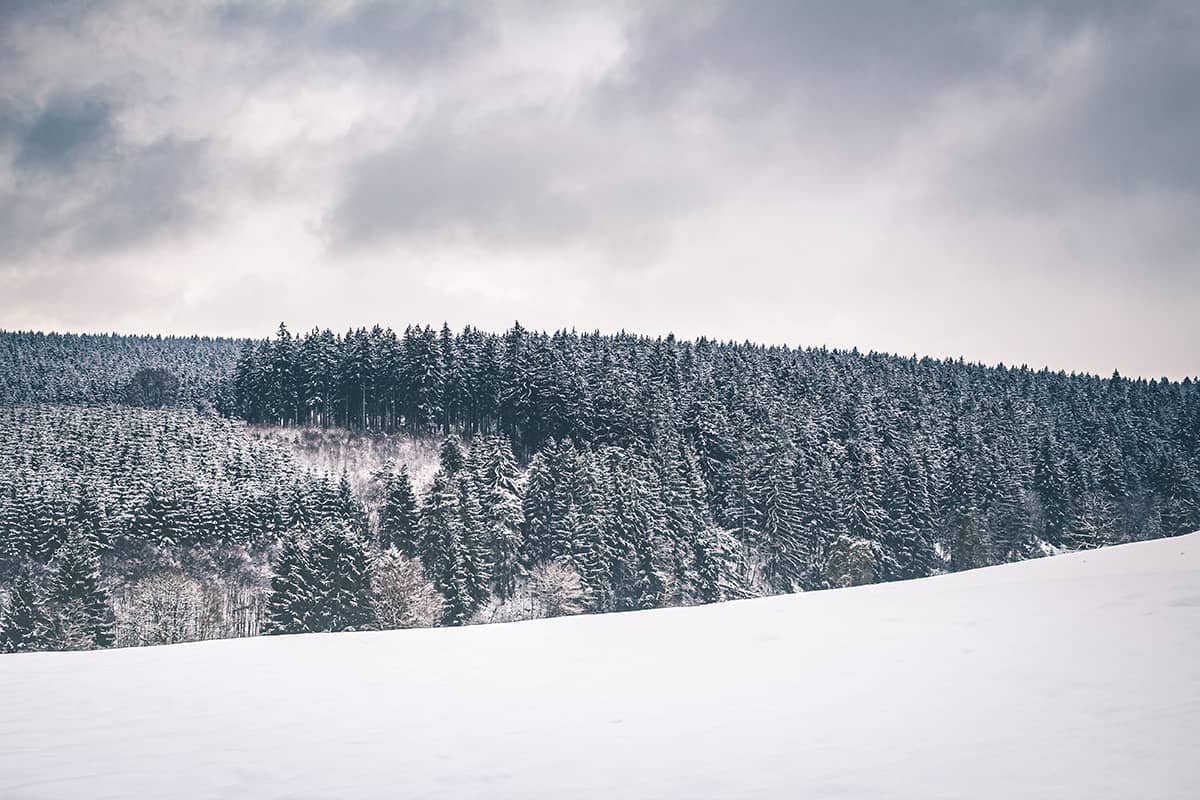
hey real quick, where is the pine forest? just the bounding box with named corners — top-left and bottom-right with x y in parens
top-left (2, 324), bottom-right (1197, 652)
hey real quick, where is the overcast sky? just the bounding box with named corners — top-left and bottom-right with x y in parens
top-left (1, 1), bottom-right (1197, 378)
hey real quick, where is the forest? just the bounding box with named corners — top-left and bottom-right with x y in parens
top-left (1, 324), bottom-right (1198, 652)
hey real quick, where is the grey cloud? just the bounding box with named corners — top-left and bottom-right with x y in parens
top-left (325, 115), bottom-right (707, 262)
top-left (211, 0), bottom-right (492, 72)
top-left (0, 0), bottom-right (1196, 376)
top-left (0, 0), bottom-right (93, 31)
top-left (948, 10), bottom-right (1200, 206)
top-left (616, 2), bottom-right (1200, 195)
top-left (320, 0), bottom-right (1200, 277)
top-left (604, 1), bottom-right (1014, 156)
top-left (12, 91), bottom-right (116, 171)
top-left (0, 91), bottom-right (211, 263)
top-left (67, 136), bottom-right (211, 255)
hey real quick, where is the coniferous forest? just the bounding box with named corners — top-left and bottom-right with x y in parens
top-left (2, 324), bottom-right (1198, 652)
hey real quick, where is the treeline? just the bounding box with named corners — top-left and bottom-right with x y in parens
top-left (0, 405), bottom-right (357, 562)
top-left (2, 323), bottom-right (1200, 652)
top-left (0, 330), bottom-right (242, 407)
top-left (233, 323), bottom-right (1200, 556)
top-left (0, 404), bottom-right (367, 652)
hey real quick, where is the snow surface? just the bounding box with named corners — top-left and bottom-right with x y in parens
top-left (3, 534), bottom-right (1198, 800)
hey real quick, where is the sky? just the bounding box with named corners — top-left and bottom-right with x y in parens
top-left (0, 1), bottom-right (1197, 379)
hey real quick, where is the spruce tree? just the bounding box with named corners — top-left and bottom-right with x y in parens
top-left (265, 532), bottom-right (313, 635)
top-left (456, 473), bottom-right (493, 608)
top-left (439, 435), bottom-right (466, 476)
top-left (475, 434), bottom-right (525, 599)
top-left (0, 568), bottom-right (47, 653)
top-left (749, 435), bottom-right (806, 591)
top-left (266, 526), bottom-right (376, 634)
top-left (46, 530), bottom-right (114, 649)
top-left (310, 524), bottom-right (377, 632)
top-left (378, 464), bottom-right (421, 555)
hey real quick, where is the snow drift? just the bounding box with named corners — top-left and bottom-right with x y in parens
top-left (2, 534), bottom-right (1198, 800)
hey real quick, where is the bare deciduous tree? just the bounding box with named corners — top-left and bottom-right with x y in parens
top-left (370, 549), bottom-right (445, 630)
top-left (115, 572), bottom-right (223, 647)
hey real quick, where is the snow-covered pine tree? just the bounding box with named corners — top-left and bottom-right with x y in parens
top-left (265, 531), bottom-right (313, 635)
top-left (439, 435), bottom-right (465, 476)
top-left (1034, 433), bottom-right (1070, 545)
top-left (335, 471), bottom-right (362, 530)
top-left (881, 446), bottom-right (936, 581)
top-left (570, 456), bottom-right (613, 611)
top-left (456, 472), bottom-right (493, 608)
top-left (378, 464), bottom-right (421, 555)
top-left (520, 439), bottom-right (558, 567)
top-left (46, 530), bottom-right (114, 649)
top-left (310, 524), bottom-right (377, 632)
top-left (437, 522), bottom-right (474, 626)
top-left (417, 469), bottom-right (481, 623)
top-left (748, 433), bottom-right (806, 591)
top-left (473, 434), bottom-right (525, 599)
top-left (0, 567), bottom-right (48, 653)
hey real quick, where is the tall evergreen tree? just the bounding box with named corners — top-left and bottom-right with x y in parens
top-left (265, 531), bottom-right (313, 635)
top-left (472, 435), bottom-right (524, 600)
top-left (0, 567), bottom-right (47, 653)
top-left (378, 464), bottom-right (421, 555)
top-left (46, 530), bottom-right (114, 649)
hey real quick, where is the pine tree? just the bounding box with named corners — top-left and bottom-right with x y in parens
top-left (437, 523), bottom-right (474, 626)
top-left (521, 442), bottom-right (557, 567)
top-left (571, 459), bottom-right (614, 611)
top-left (840, 428), bottom-right (888, 545)
top-left (748, 434), bottom-right (806, 591)
top-left (335, 471), bottom-right (362, 530)
top-left (0, 568), bottom-right (48, 653)
top-left (418, 471), bottom-right (459, 579)
top-left (797, 446), bottom-right (847, 590)
top-left (1034, 433), bottom-right (1070, 544)
top-left (881, 448), bottom-right (936, 580)
top-left (439, 435), bottom-right (465, 476)
top-left (474, 434), bottom-right (525, 599)
top-left (266, 526), bottom-right (376, 634)
top-left (456, 473), bottom-right (493, 607)
top-left (310, 524), bottom-right (377, 632)
top-left (265, 531), bottom-right (314, 635)
top-left (692, 525), bottom-right (738, 603)
top-left (378, 464), bottom-right (421, 555)
top-left (418, 470), bottom-right (483, 623)
top-left (46, 530), bottom-right (114, 649)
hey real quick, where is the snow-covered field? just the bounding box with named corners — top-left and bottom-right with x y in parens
top-left (2, 535), bottom-right (1198, 800)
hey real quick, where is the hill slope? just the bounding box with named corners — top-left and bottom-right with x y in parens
top-left (2, 534), bottom-right (1198, 799)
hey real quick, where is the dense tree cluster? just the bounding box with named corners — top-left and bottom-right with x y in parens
top-left (0, 330), bottom-right (242, 408)
top-left (233, 323), bottom-right (1200, 591)
top-left (2, 322), bottom-right (1198, 653)
top-left (265, 524), bottom-right (376, 635)
top-left (124, 367), bottom-right (182, 409)
top-left (0, 404), bottom-right (362, 651)
top-left (0, 531), bottom-right (114, 652)
top-left (0, 405), bottom-right (357, 562)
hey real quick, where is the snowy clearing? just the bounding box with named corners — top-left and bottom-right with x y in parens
top-left (2, 533), bottom-right (1198, 800)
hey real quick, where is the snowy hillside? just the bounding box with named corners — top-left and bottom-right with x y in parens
top-left (2, 534), bottom-right (1198, 800)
